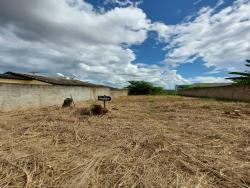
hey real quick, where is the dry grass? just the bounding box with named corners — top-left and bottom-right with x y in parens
top-left (0, 96), bottom-right (250, 188)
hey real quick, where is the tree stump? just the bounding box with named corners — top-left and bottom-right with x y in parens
top-left (62, 98), bottom-right (73, 108)
top-left (77, 105), bottom-right (109, 116)
top-left (92, 105), bottom-right (103, 115)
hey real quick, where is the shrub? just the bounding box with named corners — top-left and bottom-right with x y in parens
top-left (126, 81), bottom-right (169, 95)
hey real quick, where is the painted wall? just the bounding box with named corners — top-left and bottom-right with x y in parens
top-left (179, 85), bottom-right (250, 102)
top-left (110, 89), bottom-right (128, 98)
top-left (0, 84), bottom-right (110, 111)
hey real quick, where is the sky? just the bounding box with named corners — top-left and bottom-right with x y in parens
top-left (0, 0), bottom-right (250, 89)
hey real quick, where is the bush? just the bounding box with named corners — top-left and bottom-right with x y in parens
top-left (126, 81), bottom-right (153, 95)
top-left (152, 87), bottom-right (166, 95)
top-left (126, 81), bottom-right (169, 95)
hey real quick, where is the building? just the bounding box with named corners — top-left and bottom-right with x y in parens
top-left (0, 72), bottom-right (128, 111)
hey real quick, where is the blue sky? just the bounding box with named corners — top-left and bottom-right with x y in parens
top-left (0, 0), bottom-right (249, 88)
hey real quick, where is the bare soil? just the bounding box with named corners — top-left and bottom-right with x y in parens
top-left (0, 96), bottom-right (250, 188)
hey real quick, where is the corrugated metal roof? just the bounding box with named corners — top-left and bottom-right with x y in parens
top-left (3, 72), bottom-right (109, 87)
top-left (0, 73), bottom-right (32, 80)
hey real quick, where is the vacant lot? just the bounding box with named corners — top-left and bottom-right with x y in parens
top-left (0, 96), bottom-right (250, 188)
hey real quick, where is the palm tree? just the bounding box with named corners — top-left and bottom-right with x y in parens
top-left (227, 60), bottom-right (250, 85)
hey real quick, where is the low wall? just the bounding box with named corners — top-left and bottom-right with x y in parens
top-left (110, 89), bottom-right (128, 98)
top-left (179, 85), bottom-right (250, 102)
top-left (0, 84), bottom-right (110, 111)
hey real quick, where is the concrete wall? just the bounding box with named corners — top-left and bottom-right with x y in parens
top-left (0, 84), bottom-right (110, 111)
top-left (110, 89), bottom-right (128, 98)
top-left (179, 85), bottom-right (250, 102)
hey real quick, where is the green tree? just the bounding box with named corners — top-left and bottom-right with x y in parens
top-left (227, 60), bottom-right (250, 85)
top-left (151, 86), bottom-right (166, 95)
top-left (126, 81), bottom-right (154, 95)
top-left (126, 81), bottom-right (167, 95)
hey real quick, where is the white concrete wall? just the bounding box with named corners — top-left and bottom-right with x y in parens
top-left (179, 85), bottom-right (250, 102)
top-left (110, 89), bottom-right (128, 98)
top-left (0, 84), bottom-right (110, 111)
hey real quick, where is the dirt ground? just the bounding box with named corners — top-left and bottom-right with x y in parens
top-left (0, 96), bottom-right (250, 188)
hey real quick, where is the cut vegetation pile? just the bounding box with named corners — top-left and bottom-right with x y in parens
top-left (0, 96), bottom-right (250, 187)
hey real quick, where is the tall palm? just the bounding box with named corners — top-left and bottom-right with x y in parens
top-left (227, 60), bottom-right (250, 85)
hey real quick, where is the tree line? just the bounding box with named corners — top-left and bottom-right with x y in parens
top-left (126, 81), bottom-right (175, 95)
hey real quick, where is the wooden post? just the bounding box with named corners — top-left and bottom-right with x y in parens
top-left (98, 95), bottom-right (111, 109)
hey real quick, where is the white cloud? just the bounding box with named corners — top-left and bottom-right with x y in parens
top-left (193, 0), bottom-right (202, 6)
top-left (2, 0), bottom-right (245, 89)
top-left (0, 0), bottom-right (188, 89)
top-left (216, 0), bottom-right (225, 7)
top-left (150, 22), bottom-right (172, 42)
top-left (153, 0), bottom-right (250, 72)
top-left (0, 0), bottom-right (150, 45)
top-left (188, 76), bottom-right (231, 83)
top-left (104, 0), bottom-right (143, 7)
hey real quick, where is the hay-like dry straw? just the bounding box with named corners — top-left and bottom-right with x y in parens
top-left (0, 96), bottom-right (250, 187)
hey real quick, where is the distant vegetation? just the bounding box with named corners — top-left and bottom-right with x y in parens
top-left (227, 60), bottom-right (250, 85)
top-left (126, 81), bottom-right (175, 95)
